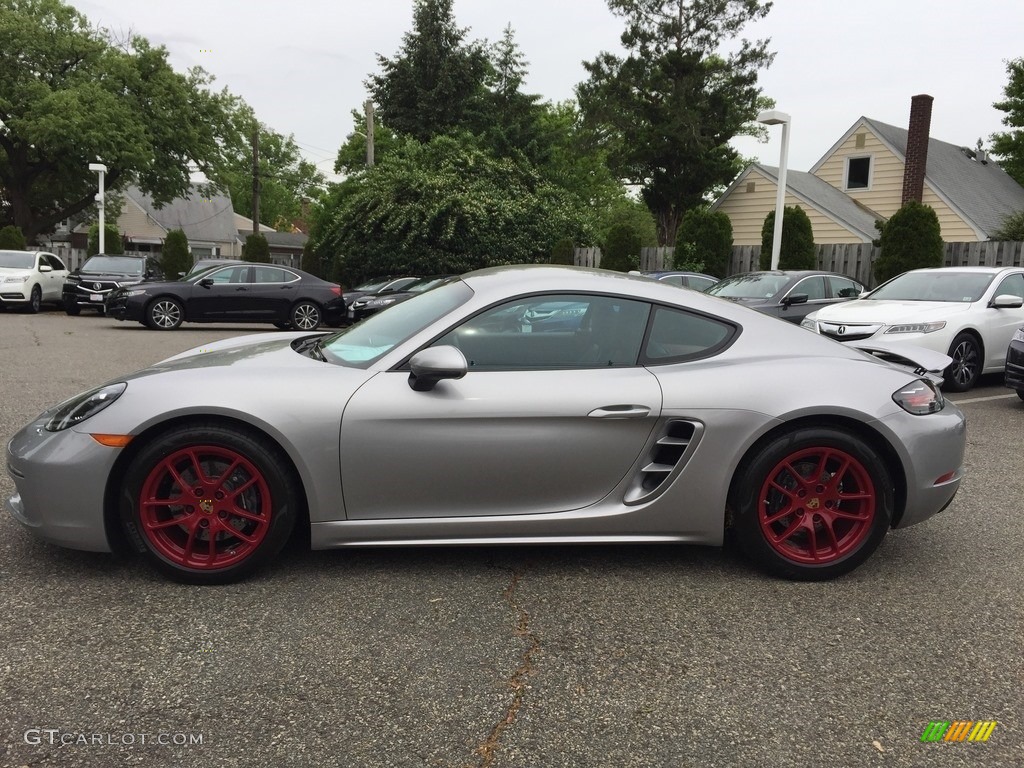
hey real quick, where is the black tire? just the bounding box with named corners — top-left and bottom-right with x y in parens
top-left (729, 427), bottom-right (893, 581)
top-left (120, 423), bottom-right (300, 584)
top-left (944, 333), bottom-right (981, 392)
top-left (146, 297), bottom-right (184, 330)
top-left (290, 301), bottom-right (322, 331)
top-left (273, 321), bottom-right (292, 330)
top-left (25, 285), bottom-right (41, 314)
top-left (64, 300), bottom-right (81, 316)
top-left (1017, 389), bottom-right (1024, 402)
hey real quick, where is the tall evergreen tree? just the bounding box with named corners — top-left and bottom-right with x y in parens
top-left (991, 58), bottom-right (1024, 186)
top-left (578, 0), bottom-right (775, 246)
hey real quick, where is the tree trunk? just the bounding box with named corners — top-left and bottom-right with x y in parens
top-left (654, 206), bottom-right (683, 247)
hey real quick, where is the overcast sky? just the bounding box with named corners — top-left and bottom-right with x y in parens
top-left (71, 0), bottom-right (1024, 181)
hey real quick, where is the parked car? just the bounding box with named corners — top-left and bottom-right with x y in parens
top-left (705, 270), bottom-right (865, 325)
top-left (64, 254), bottom-right (163, 316)
top-left (1006, 326), bottom-right (1024, 401)
top-left (802, 267), bottom-right (1024, 392)
top-left (630, 270), bottom-right (719, 291)
top-left (7, 265), bottom-right (965, 584)
top-left (342, 276), bottom-right (420, 315)
top-left (0, 249), bottom-right (69, 313)
top-left (347, 275), bottom-right (456, 321)
top-left (185, 258), bottom-right (241, 277)
top-left (106, 261), bottom-right (345, 331)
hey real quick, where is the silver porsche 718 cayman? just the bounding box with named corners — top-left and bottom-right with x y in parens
top-left (6, 266), bottom-right (966, 583)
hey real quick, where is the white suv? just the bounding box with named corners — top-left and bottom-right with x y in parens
top-left (0, 250), bottom-right (70, 313)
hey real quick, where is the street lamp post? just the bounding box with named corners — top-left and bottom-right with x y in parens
top-left (88, 162), bottom-right (108, 253)
top-left (757, 110), bottom-right (791, 271)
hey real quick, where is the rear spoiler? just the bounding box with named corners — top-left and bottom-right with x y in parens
top-left (849, 342), bottom-right (951, 384)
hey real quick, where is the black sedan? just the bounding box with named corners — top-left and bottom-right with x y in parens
top-left (106, 262), bottom-right (345, 331)
top-left (347, 275), bottom-right (457, 322)
top-left (705, 270), bottom-right (865, 324)
top-left (64, 254), bottom-right (164, 315)
top-left (631, 270), bottom-right (719, 291)
top-left (1006, 326), bottom-right (1024, 401)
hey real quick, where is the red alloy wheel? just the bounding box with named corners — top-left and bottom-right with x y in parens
top-left (757, 446), bottom-right (876, 565)
top-left (138, 445), bottom-right (272, 570)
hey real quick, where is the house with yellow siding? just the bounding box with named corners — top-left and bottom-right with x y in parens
top-left (713, 96), bottom-right (1024, 246)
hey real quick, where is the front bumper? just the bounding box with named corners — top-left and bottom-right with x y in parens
top-left (5, 418), bottom-right (119, 552)
top-left (0, 284), bottom-right (31, 304)
top-left (105, 291), bottom-right (146, 322)
top-left (1005, 339), bottom-right (1024, 392)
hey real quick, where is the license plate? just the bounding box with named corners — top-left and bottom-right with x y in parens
top-left (90, 294), bottom-right (102, 302)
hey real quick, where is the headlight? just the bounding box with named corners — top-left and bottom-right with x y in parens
top-left (1013, 328), bottom-right (1024, 343)
top-left (800, 317), bottom-right (818, 332)
top-left (126, 288), bottom-right (147, 296)
top-left (892, 379), bottom-right (944, 415)
top-left (885, 321), bottom-right (946, 334)
top-left (45, 383), bottom-right (127, 431)
top-left (369, 298), bottom-right (397, 307)
top-left (2, 275), bottom-right (30, 284)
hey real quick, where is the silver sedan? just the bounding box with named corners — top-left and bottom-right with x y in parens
top-left (6, 266), bottom-right (966, 583)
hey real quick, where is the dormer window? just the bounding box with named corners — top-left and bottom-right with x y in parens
top-left (845, 156), bottom-right (872, 190)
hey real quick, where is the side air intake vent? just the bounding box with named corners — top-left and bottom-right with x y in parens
top-left (624, 420), bottom-right (703, 504)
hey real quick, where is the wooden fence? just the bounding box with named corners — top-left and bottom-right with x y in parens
top-left (575, 241), bottom-right (1024, 288)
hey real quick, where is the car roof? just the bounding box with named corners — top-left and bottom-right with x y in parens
top-left (903, 266), bottom-right (1022, 274)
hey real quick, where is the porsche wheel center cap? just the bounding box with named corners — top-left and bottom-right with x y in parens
top-left (199, 499), bottom-right (215, 514)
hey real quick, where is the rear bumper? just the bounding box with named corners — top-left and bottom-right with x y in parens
top-left (1005, 340), bottom-right (1024, 391)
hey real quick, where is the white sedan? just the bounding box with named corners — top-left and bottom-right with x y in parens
top-left (802, 267), bottom-right (1024, 391)
top-left (0, 249), bottom-right (70, 313)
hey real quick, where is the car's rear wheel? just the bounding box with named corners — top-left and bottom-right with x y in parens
top-left (146, 297), bottom-right (184, 330)
top-left (730, 427), bottom-right (892, 580)
top-left (121, 424), bottom-right (299, 584)
top-left (290, 301), bottom-right (321, 331)
top-left (944, 333), bottom-right (981, 392)
top-left (25, 285), bottom-right (41, 314)
top-left (64, 300), bottom-right (80, 316)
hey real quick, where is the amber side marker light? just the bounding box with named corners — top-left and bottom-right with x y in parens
top-left (91, 434), bottom-right (134, 448)
top-left (933, 471), bottom-right (957, 485)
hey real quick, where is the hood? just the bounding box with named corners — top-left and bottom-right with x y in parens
top-left (814, 299), bottom-right (970, 324)
top-left (143, 332), bottom-right (323, 373)
top-left (74, 270), bottom-right (146, 280)
top-left (0, 267), bottom-right (32, 276)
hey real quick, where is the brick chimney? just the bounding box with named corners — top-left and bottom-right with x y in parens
top-left (901, 94), bottom-right (933, 204)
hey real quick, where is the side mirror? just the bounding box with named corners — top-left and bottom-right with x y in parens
top-left (408, 345), bottom-right (468, 392)
top-left (991, 293), bottom-right (1024, 309)
top-left (199, 278), bottom-right (214, 288)
top-left (781, 293), bottom-right (808, 307)
top-left (39, 264), bottom-right (53, 273)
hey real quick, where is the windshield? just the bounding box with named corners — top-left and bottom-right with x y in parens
top-left (353, 278), bottom-right (390, 292)
top-left (407, 276), bottom-right (454, 293)
top-left (322, 280), bottom-right (473, 367)
top-left (707, 273), bottom-right (789, 299)
top-left (868, 271), bottom-right (994, 303)
top-left (0, 251), bottom-right (34, 269)
top-left (82, 256), bottom-right (144, 275)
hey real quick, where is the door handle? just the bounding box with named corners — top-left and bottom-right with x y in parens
top-left (588, 405), bottom-right (651, 419)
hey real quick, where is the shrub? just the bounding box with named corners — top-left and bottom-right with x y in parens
top-left (0, 225), bottom-right (27, 250)
top-left (676, 208), bottom-right (731, 277)
top-left (873, 201), bottom-right (943, 283)
top-left (242, 233), bottom-right (271, 263)
top-left (550, 237), bottom-right (575, 265)
top-left (759, 206), bottom-right (815, 270)
top-left (301, 241), bottom-right (326, 278)
top-left (87, 223), bottom-right (124, 256)
top-left (601, 223), bottom-right (641, 272)
top-left (993, 210), bottom-right (1024, 241)
top-left (160, 229), bottom-right (191, 280)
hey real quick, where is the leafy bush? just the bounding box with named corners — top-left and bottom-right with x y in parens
top-left (601, 223), bottom-right (641, 272)
top-left (759, 206), bottom-right (815, 270)
top-left (0, 225), bottom-right (27, 250)
top-left (87, 223), bottom-right (123, 256)
top-left (993, 210), bottom-right (1024, 240)
top-left (242, 233), bottom-right (271, 263)
top-left (301, 241), bottom-right (326, 277)
top-left (676, 208), bottom-right (731, 277)
top-left (873, 201), bottom-right (943, 283)
top-left (550, 237), bottom-right (575, 265)
top-left (160, 229), bottom-right (191, 280)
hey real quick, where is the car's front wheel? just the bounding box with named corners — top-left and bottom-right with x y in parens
top-left (25, 285), bottom-right (41, 314)
top-left (944, 333), bottom-right (981, 392)
top-left (64, 299), bottom-right (81, 316)
top-left (146, 297), bottom-right (184, 330)
top-left (121, 423), bottom-right (299, 584)
top-left (730, 427), bottom-right (893, 580)
top-left (290, 301), bottom-right (322, 331)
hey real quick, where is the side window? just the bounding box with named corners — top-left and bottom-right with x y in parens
top-left (791, 276), bottom-right (827, 301)
top-left (434, 294), bottom-right (650, 370)
top-left (43, 254), bottom-right (66, 271)
top-left (995, 273), bottom-right (1024, 300)
top-left (828, 276), bottom-right (863, 299)
top-left (254, 267), bottom-right (298, 283)
top-left (643, 306), bottom-right (734, 363)
top-left (688, 276), bottom-right (717, 292)
top-left (205, 266), bottom-right (250, 284)
top-left (660, 275), bottom-right (685, 287)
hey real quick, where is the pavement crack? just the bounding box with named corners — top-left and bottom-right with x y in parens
top-left (470, 567), bottom-right (541, 768)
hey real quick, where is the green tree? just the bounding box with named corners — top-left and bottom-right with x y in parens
top-left (161, 229), bottom-right (190, 279)
top-left (759, 206), bottom-right (815, 270)
top-left (991, 58), bottom-right (1024, 186)
top-left (993, 210), bottom-right (1024, 240)
top-left (317, 135), bottom-right (593, 285)
top-left (601, 222), bottom-right (642, 272)
top-left (334, 109), bottom-right (402, 175)
top-left (0, 0), bottom-right (240, 243)
top-left (550, 237), bottom-right (575, 265)
top-left (368, 0), bottom-right (490, 143)
top-left (873, 201), bottom-right (944, 283)
top-left (0, 225), bottom-right (26, 250)
top-left (301, 241), bottom-right (327, 278)
top-left (676, 207), bottom-right (732, 277)
top-left (242, 233), bottom-right (271, 263)
top-left (578, 0), bottom-right (775, 246)
top-left (86, 222), bottom-right (124, 256)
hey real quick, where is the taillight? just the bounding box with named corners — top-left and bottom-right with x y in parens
top-left (892, 379), bottom-right (944, 415)
top-left (330, 285), bottom-right (342, 297)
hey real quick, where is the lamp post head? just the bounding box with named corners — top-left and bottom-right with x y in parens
top-left (88, 163), bottom-right (108, 173)
top-left (756, 110), bottom-right (791, 126)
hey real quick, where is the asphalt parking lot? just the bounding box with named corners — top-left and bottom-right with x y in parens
top-left (1, 308), bottom-right (1021, 768)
